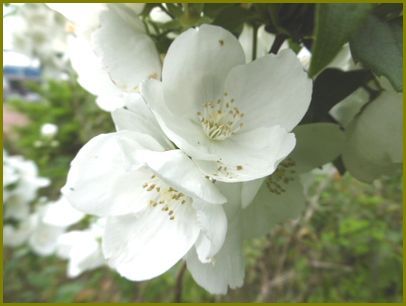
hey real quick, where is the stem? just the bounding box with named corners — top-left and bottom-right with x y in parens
top-left (173, 262), bottom-right (187, 302)
top-left (252, 24), bottom-right (259, 61)
top-left (269, 34), bottom-right (287, 55)
top-left (142, 18), bottom-right (151, 36)
top-left (182, 3), bottom-right (190, 18)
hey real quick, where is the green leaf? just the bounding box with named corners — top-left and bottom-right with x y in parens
top-left (342, 91), bottom-right (403, 182)
top-left (211, 5), bottom-right (253, 37)
top-left (257, 4), bottom-right (315, 47)
top-left (373, 4), bottom-right (403, 20)
top-left (350, 15), bottom-right (402, 91)
top-left (302, 68), bottom-right (373, 124)
top-left (202, 3), bottom-right (232, 18)
top-left (242, 175), bottom-right (305, 239)
top-left (165, 3), bottom-right (183, 18)
top-left (309, 3), bottom-right (372, 76)
top-left (291, 123), bottom-right (345, 173)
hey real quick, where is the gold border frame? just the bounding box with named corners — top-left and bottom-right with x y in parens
top-left (1, 1), bottom-right (404, 304)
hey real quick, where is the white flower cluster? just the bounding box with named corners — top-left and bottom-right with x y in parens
top-left (3, 151), bottom-right (105, 278)
top-left (42, 4), bottom-right (402, 294)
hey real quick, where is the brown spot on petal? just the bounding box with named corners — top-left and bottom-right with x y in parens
top-left (148, 72), bottom-right (159, 80)
top-left (219, 40), bottom-right (224, 46)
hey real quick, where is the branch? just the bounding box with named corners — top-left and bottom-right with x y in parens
top-left (252, 24), bottom-right (259, 61)
top-left (173, 262), bottom-right (187, 302)
top-left (269, 34), bottom-right (287, 55)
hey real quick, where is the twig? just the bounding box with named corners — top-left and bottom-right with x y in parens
top-left (173, 262), bottom-right (187, 302)
top-left (269, 34), bottom-right (287, 54)
top-left (252, 24), bottom-right (259, 61)
top-left (309, 260), bottom-right (353, 272)
top-left (256, 175), bottom-right (333, 302)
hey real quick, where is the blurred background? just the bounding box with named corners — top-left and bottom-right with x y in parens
top-left (2, 3), bottom-right (403, 302)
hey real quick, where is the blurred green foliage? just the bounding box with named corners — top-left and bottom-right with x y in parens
top-left (4, 79), bottom-right (114, 198)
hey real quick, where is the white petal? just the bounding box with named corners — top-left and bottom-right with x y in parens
top-left (91, 9), bottom-right (161, 91)
top-left (47, 4), bottom-right (106, 32)
top-left (62, 132), bottom-right (164, 217)
top-left (29, 213), bottom-right (65, 256)
top-left (103, 205), bottom-right (200, 281)
top-left (215, 181), bottom-right (243, 219)
top-left (42, 197), bottom-right (85, 227)
top-left (162, 24), bottom-right (245, 117)
top-left (329, 88), bottom-right (369, 128)
top-left (224, 49), bottom-right (312, 131)
top-left (123, 3), bottom-right (145, 15)
top-left (290, 123), bottom-right (345, 173)
top-left (242, 175), bottom-right (305, 239)
top-left (241, 178), bottom-right (264, 208)
top-left (142, 79), bottom-right (218, 160)
top-left (68, 35), bottom-right (124, 111)
top-left (57, 230), bottom-right (104, 278)
top-left (342, 91), bottom-right (403, 182)
top-left (111, 93), bottom-right (173, 149)
top-left (194, 126), bottom-right (296, 182)
top-left (326, 43), bottom-right (355, 71)
top-left (150, 6), bottom-right (172, 23)
top-left (186, 216), bottom-right (244, 295)
top-left (297, 47), bottom-right (312, 69)
top-left (193, 201), bottom-right (227, 263)
top-left (136, 149), bottom-right (226, 204)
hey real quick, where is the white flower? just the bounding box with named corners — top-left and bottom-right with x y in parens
top-left (3, 195), bottom-right (85, 257)
top-left (57, 219), bottom-right (105, 278)
top-left (3, 150), bottom-right (19, 188)
top-left (50, 4), bottom-right (161, 111)
top-left (3, 204), bottom-right (65, 256)
top-left (9, 4), bottom-right (68, 76)
top-left (40, 123), bottom-right (58, 138)
top-left (28, 207), bottom-right (66, 256)
top-left (61, 94), bottom-right (228, 281)
top-left (3, 218), bottom-right (33, 247)
top-left (142, 24), bottom-right (312, 182)
top-left (3, 153), bottom-right (49, 219)
top-left (186, 182), bottom-right (245, 295)
top-left (4, 198), bottom-right (30, 221)
top-left (186, 123), bottom-right (345, 294)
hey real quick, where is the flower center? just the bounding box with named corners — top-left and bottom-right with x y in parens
top-left (142, 174), bottom-right (192, 220)
top-left (197, 93), bottom-right (244, 141)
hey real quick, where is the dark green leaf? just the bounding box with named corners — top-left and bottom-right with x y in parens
top-left (203, 3), bottom-right (232, 18)
top-left (350, 15), bottom-right (402, 91)
top-left (309, 4), bottom-right (372, 76)
top-left (165, 3), bottom-right (183, 18)
top-left (212, 5), bottom-right (254, 37)
top-left (302, 68), bottom-right (373, 123)
top-left (260, 4), bottom-right (315, 45)
top-left (373, 4), bottom-right (403, 20)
